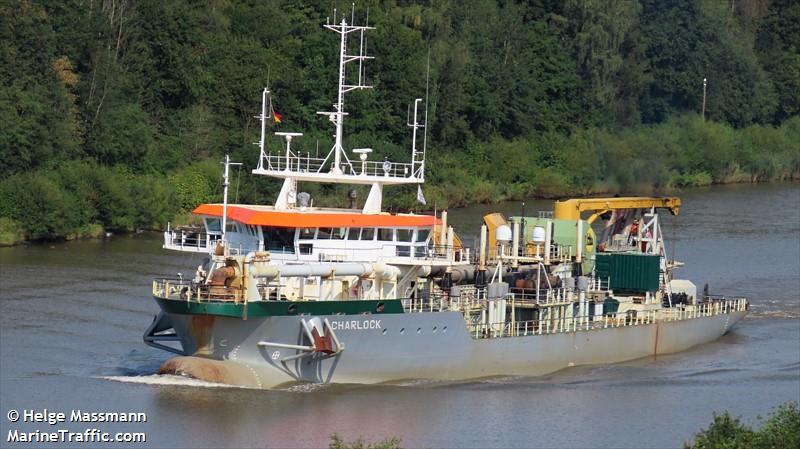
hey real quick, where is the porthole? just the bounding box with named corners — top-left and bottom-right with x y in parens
top-left (432, 326), bottom-right (438, 333)
top-left (382, 328), bottom-right (388, 335)
top-left (287, 304), bottom-right (297, 314)
top-left (416, 327), bottom-right (422, 334)
top-left (376, 302), bottom-right (385, 313)
top-left (400, 328), bottom-right (405, 334)
top-left (443, 326), bottom-right (448, 333)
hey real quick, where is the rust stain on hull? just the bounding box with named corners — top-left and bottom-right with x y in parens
top-left (188, 315), bottom-right (215, 356)
top-left (159, 356), bottom-right (262, 388)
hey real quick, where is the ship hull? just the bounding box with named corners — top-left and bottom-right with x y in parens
top-left (154, 301), bottom-right (746, 389)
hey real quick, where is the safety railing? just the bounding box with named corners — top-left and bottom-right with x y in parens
top-left (660, 297), bottom-right (748, 321)
top-left (463, 297), bottom-right (748, 340)
top-left (258, 153), bottom-right (420, 180)
top-left (163, 229), bottom-right (219, 253)
top-left (402, 294), bottom-right (448, 313)
top-left (496, 244), bottom-right (573, 263)
top-left (467, 310), bottom-right (660, 339)
top-left (509, 287), bottom-right (572, 305)
top-left (152, 278), bottom-right (244, 303)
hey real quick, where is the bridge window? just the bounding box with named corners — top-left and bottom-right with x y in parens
top-left (331, 227), bottom-right (346, 239)
top-left (299, 228), bottom-right (315, 239)
top-left (261, 226), bottom-right (296, 253)
top-left (361, 228), bottom-right (375, 240)
top-left (397, 229), bottom-right (413, 242)
top-left (347, 228), bottom-right (361, 240)
top-left (317, 228), bottom-right (332, 239)
top-left (378, 228), bottom-right (394, 241)
top-left (205, 218), bottom-right (221, 233)
top-left (416, 229), bottom-right (430, 242)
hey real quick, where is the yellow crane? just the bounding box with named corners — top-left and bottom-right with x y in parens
top-left (553, 197), bottom-right (682, 224)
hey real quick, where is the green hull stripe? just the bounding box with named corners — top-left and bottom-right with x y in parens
top-left (154, 297), bottom-right (405, 318)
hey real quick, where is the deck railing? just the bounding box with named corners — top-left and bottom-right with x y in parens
top-left (163, 229), bottom-right (219, 253)
top-left (153, 278), bottom-right (243, 303)
top-left (465, 297), bottom-right (748, 339)
top-left (152, 277), bottom-right (747, 339)
top-left (258, 153), bottom-right (421, 180)
top-left (497, 244), bottom-right (574, 263)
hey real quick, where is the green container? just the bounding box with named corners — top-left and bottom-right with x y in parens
top-left (595, 253), bottom-right (660, 292)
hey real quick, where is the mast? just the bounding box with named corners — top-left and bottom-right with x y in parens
top-left (257, 88), bottom-right (269, 170)
top-left (221, 154), bottom-right (242, 245)
top-left (321, 15), bottom-right (374, 174)
top-left (250, 11), bottom-right (427, 214)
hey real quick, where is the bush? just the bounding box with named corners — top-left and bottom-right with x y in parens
top-left (169, 160), bottom-right (220, 213)
top-left (685, 401), bottom-right (800, 449)
top-left (0, 162), bottom-right (178, 242)
top-left (670, 171), bottom-right (714, 188)
top-left (329, 434), bottom-right (402, 449)
top-left (0, 217), bottom-right (25, 246)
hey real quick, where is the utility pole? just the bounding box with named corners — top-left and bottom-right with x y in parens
top-left (701, 78), bottom-right (707, 121)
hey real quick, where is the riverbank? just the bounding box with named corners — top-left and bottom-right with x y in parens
top-left (2, 178), bottom-right (796, 248)
top-left (2, 115), bottom-right (798, 246)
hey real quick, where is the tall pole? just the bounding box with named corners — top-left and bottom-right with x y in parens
top-left (333, 18), bottom-right (347, 174)
top-left (701, 77), bottom-right (707, 121)
top-left (222, 153), bottom-right (231, 244)
top-left (258, 88), bottom-right (268, 169)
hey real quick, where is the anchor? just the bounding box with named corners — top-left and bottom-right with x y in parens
top-left (257, 317), bottom-right (344, 365)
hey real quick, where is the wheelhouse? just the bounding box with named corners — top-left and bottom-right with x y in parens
top-left (164, 204), bottom-right (450, 264)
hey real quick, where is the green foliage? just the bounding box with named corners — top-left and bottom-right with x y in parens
top-left (0, 217), bottom-right (26, 246)
top-left (329, 434), bottom-right (402, 449)
top-left (169, 160), bottom-right (220, 213)
top-left (0, 162), bottom-right (177, 240)
top-left (755, 0), bottom-right (800, 123)
top-left (685, 401), bottom-right (800, 449)
top-left (640, 0), bottom-right (778, 127)
top-left (0, 0), bottom-right (798, 242)
top-left (0, 1), bottom-right (82, 178)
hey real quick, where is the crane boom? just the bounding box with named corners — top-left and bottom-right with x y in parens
top-left (553, 197), bottom-right (682, 222)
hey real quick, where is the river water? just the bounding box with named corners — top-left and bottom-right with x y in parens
top-left (1, 183), bottom-right (798, 448)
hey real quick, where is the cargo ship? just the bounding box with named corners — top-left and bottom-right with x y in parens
top-left (144, 15), bottom-right (748, 388)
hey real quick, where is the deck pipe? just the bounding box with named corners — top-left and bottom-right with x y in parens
top-left (249, 260), bottom-right (400, 280)
top-left (511, 218), bottom-right (520, 269)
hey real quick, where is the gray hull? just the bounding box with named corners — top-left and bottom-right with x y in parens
top-left (158, 309), bottom-right (747, 389)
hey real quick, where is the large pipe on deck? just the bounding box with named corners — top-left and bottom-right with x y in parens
top-left (209, 266), bottom-right (238, 285)
top-left (249, 261), bottom-right (400, 280)
top-left (449, 265), bottom-right (477, 283)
